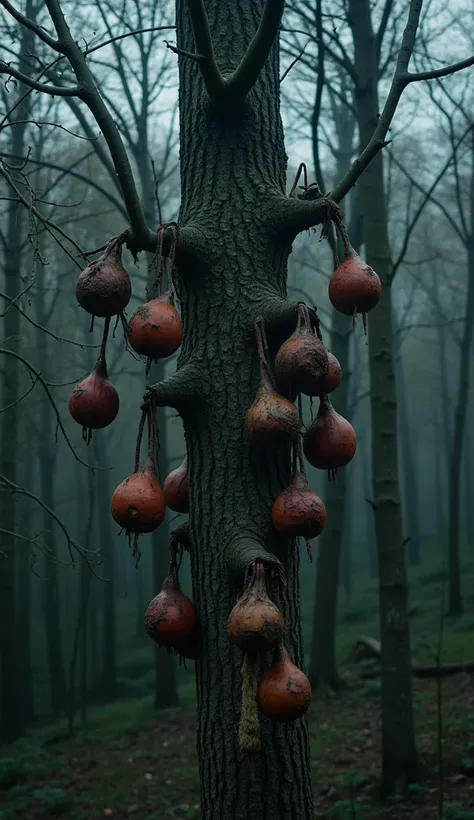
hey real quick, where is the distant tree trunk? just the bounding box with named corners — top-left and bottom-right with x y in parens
top-left (37, 330), bottom-right (67, 714)
top-left (135, 562), bottom-right (145, 638)
top-left (78, 473), bottom-right (95, 723)
top-left (308, 100), bottom-right (360, 688)
top-left (436, 322), bottom-right (451, 548)
top-left (362, 439), bottom-right (378, 578)
top-left (446, 174), bottom-right (474, 614)
top-left (395, 352), bottom-right (421, 566)
top-left (433, 385), bottom-right (445, 554)
top-left (89, 578), bottom-right (100, 692)
top-left (0, 2), bottom-right (35, 742)
top-left (342, 523), bottom-right (352, 599)
top-left (309, 310), bottom-right (350, 690)
top-left (16, 495), bottom-right (35, 724)
top-left (95, 436), bottom-right (117, 699)
top-left (349, 0), bottom-right (418, 794)
top-left (464, 427), bottom-right (474, 550)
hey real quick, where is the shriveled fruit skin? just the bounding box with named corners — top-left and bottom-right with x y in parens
top-left (245, 392), bottom-right (300, 446)
top-left (76, 259), bottom-right (131, 317)
top-left (144, 587), bottom-right (196, 649)
top-left (163, 459), bottom-right (189, 513)
top-left (303, 405), bottom-right (357, 470)
top-left (275, 334), bottom-right (328, 395)
top-left (272, 479), bottom-right (326, 539)
top-left (316, 350), bottom-right (342, 396)
top-left (111, 467), bottom-right (165, 533)
top-left (328, 253), bottom-right (382, 316)
top-left (227, 599), bottom-right (284, 654)
top-left (128, 299), bottom-right (183, 358)
top-left (258, 652), bottom-right (312, 722)
top-left (69, 372), bottom-right (119, 429)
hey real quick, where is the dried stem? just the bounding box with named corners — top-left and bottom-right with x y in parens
top-left (289, 163), bottom-right (308, 197)
top-left (134, 405), bottom-right (148, 473)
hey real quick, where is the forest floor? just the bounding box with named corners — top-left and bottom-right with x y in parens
top-left (2, 560), bottom-right (474, 820)
top-left (1, 673), bottom-right (473, 819)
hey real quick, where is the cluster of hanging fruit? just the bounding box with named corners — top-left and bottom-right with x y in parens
top-left (245, 307), bottom-right (356, 561)
top-left (70, 222), bottom-right (191, 562)
top-left (228, 562), bottom-right (311, 772)
top-left (144, 533), bottom-right (197, 663)
top-left (68, 223), bottom-right (183, 443)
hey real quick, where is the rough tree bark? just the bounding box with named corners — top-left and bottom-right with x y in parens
top-left (446, 138), bottom-right (474, 616)
top-left (348, 0), bottom-right (418, 794)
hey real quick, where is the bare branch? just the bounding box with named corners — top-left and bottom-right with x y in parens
top-left (0, 290), bottom-right (100, 349)
top-left (405, 55), bottom-right (474, 83)
top-left (391, 124), bottom-right (473, 279)
top-left (376, 0), bottom-right (395, 64)
top-left (0, 348), bottom-right (105, 470)
top-left (185, 0), bottom-right (226, 100)
top-left (0, 0), bottom-right (61, 51)
top-left (225, 0), bottom-right (285, 100)
top-left (0, 474), bottom-right (99, 565)
top-left (0, 162), bottom-right (85, 264)
top-left (42, 0), bottom-right (154, 250)
top-left (85, 25), bottom-right (176, 56)
top-left (0, 61), bottom-right (81, 96)
top-left (280, 41), bottom-right (309, 84)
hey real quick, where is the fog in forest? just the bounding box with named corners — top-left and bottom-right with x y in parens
top-left (0, 1), bottom-right (473, 819)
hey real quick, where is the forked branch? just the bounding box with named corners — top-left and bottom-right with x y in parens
top-left (185, 0), bottom-right (226, 99)
top-left (226, 0), bottom-right (285, 100)
top-left (184, 0), bottom-right (285, 105)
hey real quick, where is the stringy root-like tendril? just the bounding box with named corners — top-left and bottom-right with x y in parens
top-left (238, 653), bottom-right (261, 778)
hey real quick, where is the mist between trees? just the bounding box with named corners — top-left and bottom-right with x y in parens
top-left (0, 1), bottom-right (473, 819)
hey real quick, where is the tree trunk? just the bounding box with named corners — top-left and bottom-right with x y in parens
top-left (446, 147), bottom-right (474, 616)
top-left (363, 438), bottom-right (378, 578)
top-left (395, 351), bottom-right (421, 566)
top-left (349, 0), bottom-right (418, 795)
top-left (16, 494), bottom-right (35, 724)
top-left (308, 108), bottom-right (359, 690)
top-left (95, 436), bottom-right (117, 699)
top-left (135, 561), bottom-right (145, 638)
top-left (172, 2), bottom-right (314, 816)
top-left (463, 427), bottom-right (474, 550)
top-left (0, 3), bottom-right (35, 741)
top-left (89, 577), bottom-right (100, 694)
top-left (433, 383), bottom-right (445, 554)
top-left (37, 333), bottom-right (67, 714)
